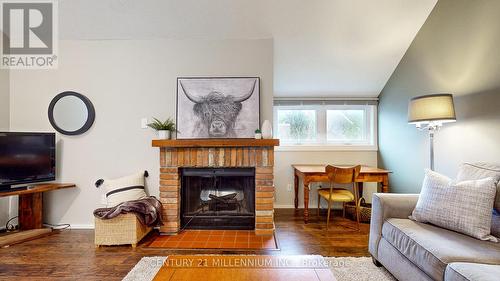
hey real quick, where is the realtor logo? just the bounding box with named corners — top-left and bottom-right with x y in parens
top-left (1, 0), bottom-right (58, 69)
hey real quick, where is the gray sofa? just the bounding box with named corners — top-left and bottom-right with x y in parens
top-left (369, 193), bottom-right (500, 281)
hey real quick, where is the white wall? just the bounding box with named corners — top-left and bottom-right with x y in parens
top-left (0, 68), bottom-right (10, 227)
top-left (9, 38), bottom-right (273, 227)
top-left (274, 150), bottom-right (378, 208)
top-left (0, 70), bottom-right (8, 130)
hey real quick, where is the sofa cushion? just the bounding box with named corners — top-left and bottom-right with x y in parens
top-left (445, 263), bottom-right (500, 281)
top-left (411, 169), bottom-right (498, 242)
top-left (456, 163), bottom-right (500, 212)
top-left (456, 163), bottom-right (500, 238)
top-left (382, 218), bottom-right (500, 281)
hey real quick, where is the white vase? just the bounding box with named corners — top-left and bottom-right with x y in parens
top-left (158, 130), bottom-right (171, 139)
top-left (254, 133), bottom-right (262, 139)
top-left (261, 120), bottom-right (273, 139)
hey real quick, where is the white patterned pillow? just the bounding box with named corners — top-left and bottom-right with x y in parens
top-left (411, 169), bottom-right (498, 242)
top-left (101, 172), bottom-right (148, 207)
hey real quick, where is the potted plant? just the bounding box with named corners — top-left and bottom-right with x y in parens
top-left (147, 117), bottom-right (178, 139)
top-left (254, 129), bottom-right (262, 139)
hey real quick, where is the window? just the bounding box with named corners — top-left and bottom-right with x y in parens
top-left (273, 100), bottom-right (377, 150)
top-left (277, 109), bottom-right (317, 143)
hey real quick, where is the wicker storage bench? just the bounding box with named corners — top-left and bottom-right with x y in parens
top-left (94, 213), bottom-right (152, 248)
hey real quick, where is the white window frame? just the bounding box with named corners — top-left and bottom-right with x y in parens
top-left (273, 102), bottom-right (378, 152)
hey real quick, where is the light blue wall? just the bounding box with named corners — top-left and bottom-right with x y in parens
top-left (378, 0), bottom-right (500, 193)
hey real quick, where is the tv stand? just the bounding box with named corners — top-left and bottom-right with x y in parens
top-left (0, 185), bottom-right (28, 193)
top-left (0, 183), bottom-right (76, 247)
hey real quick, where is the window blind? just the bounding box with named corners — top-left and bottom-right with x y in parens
top-left (273, 98), bottom-right (378, 106)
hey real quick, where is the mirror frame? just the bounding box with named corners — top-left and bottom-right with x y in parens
top-left (48, 91), bottom-right (95, 135)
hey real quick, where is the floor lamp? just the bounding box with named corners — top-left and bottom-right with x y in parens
top-left (408, 94), bottom-right (456, 171)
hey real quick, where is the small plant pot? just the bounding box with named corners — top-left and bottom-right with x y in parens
top-left (254, 133), bottom-right (262, 139)
top-left (158, 130), bottom-right (171, 139)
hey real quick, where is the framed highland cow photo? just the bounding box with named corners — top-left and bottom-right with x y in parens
top-left (176, 77), bottom-right (260, 139)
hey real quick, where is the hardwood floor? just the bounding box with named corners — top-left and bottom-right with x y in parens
top-left (0, 209), bottom-right (369, 280)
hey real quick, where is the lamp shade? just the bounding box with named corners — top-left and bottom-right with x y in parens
top-left (408, 94), bottom-right (456, 124)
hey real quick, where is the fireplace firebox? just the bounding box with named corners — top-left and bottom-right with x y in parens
top-left (180, 168), bottom-right (255, 230)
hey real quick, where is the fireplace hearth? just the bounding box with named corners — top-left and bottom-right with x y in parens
top-left (180, 168), bottom-right (255, 230)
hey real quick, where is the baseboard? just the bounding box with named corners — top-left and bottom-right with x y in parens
top-left (43, 223), bottom-right (94, 229)
top-left (273, 204), bottom-right (296, 208)
top-left (273, 204), bottom-right (342, 209)
top-left (273, 205), bottom-right (343, 211)
top-left (69, 224), bottom-right (94, 229)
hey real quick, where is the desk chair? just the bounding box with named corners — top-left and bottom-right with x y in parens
top-left (317, 165), bottom-right (361, 230)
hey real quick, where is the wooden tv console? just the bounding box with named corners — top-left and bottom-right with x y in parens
top-left (0, 183), bottom-right (76, 247)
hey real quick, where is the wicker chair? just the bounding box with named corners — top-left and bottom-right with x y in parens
top-left (94, 213), bottom-right (152, 248)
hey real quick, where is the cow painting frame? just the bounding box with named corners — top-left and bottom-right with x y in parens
top-left (176, 77), bottom-right (261, 139)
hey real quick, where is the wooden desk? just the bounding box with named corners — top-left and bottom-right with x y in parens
top-left (0, 183), bottom-right (76, 247)
top-left (292, 164), bottom-right (390, 223)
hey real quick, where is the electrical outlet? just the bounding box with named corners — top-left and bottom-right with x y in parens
top-left (141, 118), bottom-right (148, 129)
top-left (286, 183), bottom-right (292, 192)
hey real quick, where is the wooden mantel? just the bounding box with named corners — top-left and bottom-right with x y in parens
top-left (152, 138), bottom-right (280, 148)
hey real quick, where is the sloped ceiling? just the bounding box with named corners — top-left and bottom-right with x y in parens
top-left (59, 0), bottom-right (437, 97)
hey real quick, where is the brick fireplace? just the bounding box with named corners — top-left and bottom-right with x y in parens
top-left (152, 139), bottom-right (279, 235)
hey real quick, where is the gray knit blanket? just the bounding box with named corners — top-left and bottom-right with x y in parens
top-left (93, 196), bottom-right (163, 227)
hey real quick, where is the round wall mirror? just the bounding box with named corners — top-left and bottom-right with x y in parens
top-left (48, 91), bottom-right (95, 135)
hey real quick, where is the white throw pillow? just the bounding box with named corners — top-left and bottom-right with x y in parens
top-left (101, 171), bottom-right (148, 207)
top-left (411, 169), bottom-right (498, 242)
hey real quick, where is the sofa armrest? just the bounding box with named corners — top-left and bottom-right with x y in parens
top-left (369, 193), bottom-right (419, 260)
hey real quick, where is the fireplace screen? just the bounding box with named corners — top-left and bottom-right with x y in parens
top-left (180, 168), bottom-right (255, 230)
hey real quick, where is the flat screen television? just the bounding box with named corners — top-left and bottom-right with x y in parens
top-left (0, 132), bottom-right (56, 191)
